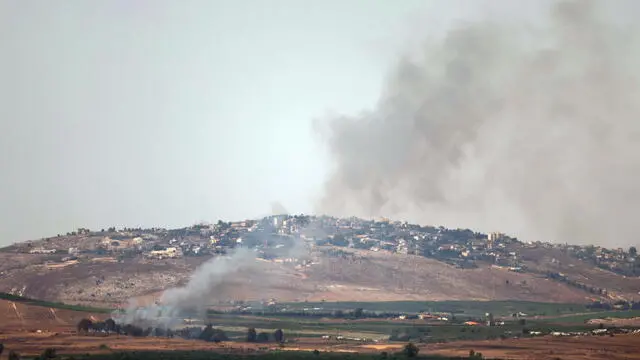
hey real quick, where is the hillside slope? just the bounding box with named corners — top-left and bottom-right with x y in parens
top-left (0, 247), bottom-right (604, 307)
top-left (515, 246), bottom-right (640, 300)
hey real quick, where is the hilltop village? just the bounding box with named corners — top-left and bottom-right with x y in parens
top-left (18, 214), bottom-right (638, 283)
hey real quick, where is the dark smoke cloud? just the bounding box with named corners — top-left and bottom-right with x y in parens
top-left (317, 0), bottom-right (640, 247)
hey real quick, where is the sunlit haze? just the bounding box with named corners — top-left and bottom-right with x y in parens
top-left (0, 0), bottom-right (433, 244)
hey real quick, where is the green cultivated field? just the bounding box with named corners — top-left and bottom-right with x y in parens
top-left (4, 292), bottom-right (639, 343)
top-left (205, 302), bottom-right (640, 342)
top-left (535, 309), bottom-right (640, 324)
top-left (280, 300), bottom-right (596, 317)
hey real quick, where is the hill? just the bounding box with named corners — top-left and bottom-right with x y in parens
top-left (0, 215), bottom-right (637, 307)
top-left (0, 247), bottom-right (609, 307)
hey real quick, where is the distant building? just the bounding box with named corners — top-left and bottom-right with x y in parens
top-left (148, 247), bottom-right (180, 259)
top-left (29, 247), bottom-right (56, 254)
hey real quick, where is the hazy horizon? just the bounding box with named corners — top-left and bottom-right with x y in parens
top-left (3, 1), bottom-right (640, 249)
top-left (1, 0), bottom-right (436, 244)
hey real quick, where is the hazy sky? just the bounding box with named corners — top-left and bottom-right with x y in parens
top-left (1, 0), bottom-right (595, 245)
top-left (0, 0), bottom-right (451, 244)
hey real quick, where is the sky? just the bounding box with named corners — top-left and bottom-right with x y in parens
top-left (315, 0), bottom-right (640, 248)
top-left (0, 0), bottom-right (450, 244)
top-left (5, 1), bottom-right (635, 247)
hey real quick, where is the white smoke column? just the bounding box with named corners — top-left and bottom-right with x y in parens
top-left (115, 248), bottom-right (259, 328)
top-left (318, 0), bottom-right (640, 247)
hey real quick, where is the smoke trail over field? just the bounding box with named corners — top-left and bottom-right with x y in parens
top-left (318, 0), bottom-right (640, 247)
top-left (116, 248), bottom-right (259, 328)
top-left (115, 235), bottom-right (312, 329)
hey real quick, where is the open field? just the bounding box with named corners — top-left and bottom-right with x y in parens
top-left (541, 310), bottom-right (640, 324)
top-left (426, 334), bottom-right (640, 360)
top-left (0, 297), bottom-right (108, 334)
top-left (203, 310), bottom-right (640, 343)
top-left (2, 330), bottom-right (640, 360)
top-left (0, 292), bottom-right (110, 314)
top-left (26, 351), bottom-right (468, 360)
top-left (280, 300), bottom-right (595, 318)
top-left (2, 294), bottom-right (640, 359)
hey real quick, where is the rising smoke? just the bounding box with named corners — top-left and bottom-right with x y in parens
top-left (317, 0), bottom-right (640, 247)
top-left (115, 248), bottom-right (260, 328)
top-left (115, 236), bottom-right (311, 329)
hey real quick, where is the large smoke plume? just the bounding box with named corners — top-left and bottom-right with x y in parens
top-left (318, 0), bottom-right (640, 247)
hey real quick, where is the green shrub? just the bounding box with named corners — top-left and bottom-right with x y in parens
top-left (403, 343), bottom-right (419, 358)
top-left (257, 332), bottom-right (270, 343)
top-left (247, 328), bottom-right (257, 342)
top-left (41, 348), bottom-right (57, 359)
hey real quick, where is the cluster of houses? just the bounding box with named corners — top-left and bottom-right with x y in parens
top-left (568, 243), bottom-right (637, 277)
top-left (20, 215), bottom-right (637, 281)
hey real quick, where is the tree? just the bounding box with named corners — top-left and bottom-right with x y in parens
top-left (200, 325), bottom-right (228, 343)
top-left (247, 327), bottom-right (257, 342)
top-left (104, 318), bottom-right (116, 333)
top-left (329, 234), bottom-right (349, 247)
top-left (403, 342), bottom-right (419, 358)
top-left (77, 318), bottom-right (92, 334)
top-left (41, 348), bottom-right (57, 359)
top-left (630, 246), bottom-right (637, 257)
top-left (353, 307), bottom-right (364, 318)
top-left (274, 328), bottom-right (284, 343)
top-left (199, 325), bottom-right (214, 341)
top-left (256, 332), bottom-right (270, 342)
top-left (122, 324), bottom-right (143, 337)
top-left (212, 329), bottom-right (229, 342)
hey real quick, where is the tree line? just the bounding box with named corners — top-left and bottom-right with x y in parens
top-left (76, 318), bottom-right (286, 344)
